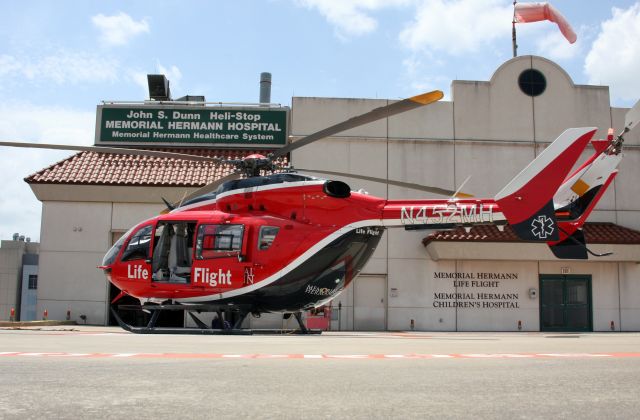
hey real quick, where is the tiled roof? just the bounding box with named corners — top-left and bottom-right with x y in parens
top-left (423, 223), bottom-right (640, 246)
top-left (25, 148), bottom-right (286, 187)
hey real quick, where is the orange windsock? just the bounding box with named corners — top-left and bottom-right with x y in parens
top-left (514, 2), bottom-right (577, 44)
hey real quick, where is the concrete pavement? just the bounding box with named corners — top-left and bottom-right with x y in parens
top-left (1, 327), bottom-right (639, 419)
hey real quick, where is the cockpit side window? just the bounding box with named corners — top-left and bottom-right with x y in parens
top-left (258, 226), bottom-right (280, 250)
top-left (121, 225), bottom-right (153, 262)
top-left (196, 224), bottom-right (244, 259)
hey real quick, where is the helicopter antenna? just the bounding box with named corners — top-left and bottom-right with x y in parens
top-left (161, 197), bottom-right (175, 211)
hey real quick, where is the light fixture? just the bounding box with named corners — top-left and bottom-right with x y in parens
top-left (147, 74), bottom-right (171, 101)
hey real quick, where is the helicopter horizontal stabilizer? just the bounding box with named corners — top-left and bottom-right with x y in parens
top-left (494, 127), bottom-right (596, 242)
top-left (548, 229), bottom-right (588, 259)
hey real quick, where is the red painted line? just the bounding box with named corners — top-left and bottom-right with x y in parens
top-left (1, 352), bottom-right (640, 359)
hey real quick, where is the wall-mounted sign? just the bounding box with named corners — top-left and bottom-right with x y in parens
top-left (432, 271), bottom-right (521, 309)
top-left (95, 104), bottom-right (289, 147)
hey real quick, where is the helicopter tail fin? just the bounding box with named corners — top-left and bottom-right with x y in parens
top-left (494, 127), bottom-right (596, 242)
top-left (552, 138), bottom-right (621, 226)
top-left (546, 135), bottom-right (622, 259)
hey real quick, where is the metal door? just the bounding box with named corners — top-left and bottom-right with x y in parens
top-left (353, 275), bottom-right (386, 331)
top-left (540, 275), bottom-right (592, 332)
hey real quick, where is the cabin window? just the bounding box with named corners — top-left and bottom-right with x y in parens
top-left (121, 225), bottom-right (153, 262)
top-left (196, 224), bottom-right (244, 259)
top-left (258, 226), bottom-right (280, 250)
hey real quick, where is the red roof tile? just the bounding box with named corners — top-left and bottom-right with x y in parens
top-left (25, 148), bottom-right (287, 187)
top-left (423, 223), bottom-right (640, 246)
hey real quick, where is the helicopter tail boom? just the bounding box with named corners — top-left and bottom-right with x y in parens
top-left (381, 127), bottom-right (596, 240)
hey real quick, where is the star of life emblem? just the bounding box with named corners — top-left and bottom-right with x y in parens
top-left (531, 215), bottom-right (555, 239)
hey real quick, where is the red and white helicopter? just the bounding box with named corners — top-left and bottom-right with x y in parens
top-left (2, 91), bottom-right (638, 333)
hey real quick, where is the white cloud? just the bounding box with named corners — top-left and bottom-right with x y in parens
top-left (399, 0), bottom-right (512, 55)
top-left (0, 51), bottom-right (119, 85)
top-left (157, 63), bottom-right (183, 86)
top-left (129, 70), bottom-right (150, 97)
top-left (0, 103), bottom-right (95, 241)
top-left (0, 55), bottom-right (21, 78)
top-left (92, 12), bottom-right (150, 46)
top-left (295, 0), bottom-right (409, 38)
top-left (401, 55), bottom-right (449, 95)
top-left (585, 3), bottom-right (640, 102)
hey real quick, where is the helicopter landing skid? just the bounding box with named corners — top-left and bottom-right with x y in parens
top-left (110, 304), bottom-right (321, 335)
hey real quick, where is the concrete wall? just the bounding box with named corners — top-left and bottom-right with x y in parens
top-left (37, 201), bottom-right (112, 324)
top-left (387, 259), bottom-right (541, 332)
top-left (0, 240), bottom-right (38, 320)
top-left (0, 241), bottom-right (25, 320)
top-left (619, 263), bottom-right (640, 331)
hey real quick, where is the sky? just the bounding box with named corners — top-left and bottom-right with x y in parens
top-left (1, 0), bottom-right (639, 241)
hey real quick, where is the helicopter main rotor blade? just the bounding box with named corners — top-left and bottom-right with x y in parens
top-left (296, 168), bottom-right (473, 198)
top-left (0, 141), bottom-right (223, 163)
top-left (272, 90), bottom-right (444, 158)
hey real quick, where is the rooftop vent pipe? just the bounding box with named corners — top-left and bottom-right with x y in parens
top-left (260, 72), bottom-right (272, 104)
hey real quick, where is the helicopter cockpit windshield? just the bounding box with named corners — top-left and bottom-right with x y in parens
top-left (102, 226), bottom-right (136, 266)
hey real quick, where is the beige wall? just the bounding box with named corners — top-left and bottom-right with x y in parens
top-left (0, 240), bottom-right (38, 320)
top-left (0, 241), bottom-right (29, 320)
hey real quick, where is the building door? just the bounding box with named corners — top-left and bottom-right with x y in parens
top-left (539, 275), bottom-right (592, 332)
top-left (353, 275), bottom-right (386, 331)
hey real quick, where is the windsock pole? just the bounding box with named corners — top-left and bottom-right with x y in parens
top-left (512, 1), bottom-right (518, 57)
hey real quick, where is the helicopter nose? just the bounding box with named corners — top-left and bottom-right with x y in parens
top-left (98, 265), bottom-right (113, 282)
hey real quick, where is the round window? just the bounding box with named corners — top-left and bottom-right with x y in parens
top-left (518, 69), bottom-right (546, 97)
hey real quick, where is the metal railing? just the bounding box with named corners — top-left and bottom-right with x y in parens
top-left (101, 100), bottom-right (286, 108)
